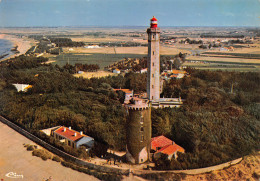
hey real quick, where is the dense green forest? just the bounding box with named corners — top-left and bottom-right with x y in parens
top-left (0, 55), bottom-right (259, 169)
top-left (49, 38), bottom-right (85, 47)
top-left (0, 55), bottom-right (127, 150)
top-left (155, 68), bottom-right (260, 169)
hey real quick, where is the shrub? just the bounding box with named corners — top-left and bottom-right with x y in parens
top-left (59, 160), bottom-right (123, 181)
top-left (27, 145), bottom-right (36, 151)
top-left (32, 149), bottom-right (52, 161)
top-left (52, 156), bottom-right (62, 162)
top-left (41, 154), bottom-right (49, 161)
top-left (61, 161), bottom-right (74, 168)
top-left (32, 149), bottom-right (42, 157)
top-left (77, 167), bottom-right (86, 173)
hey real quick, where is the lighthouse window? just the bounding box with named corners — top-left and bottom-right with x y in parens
top-left (153, 51), bottom-right (155, 55)
top-left (152, 85), bottom-right (154, 88)
top-left (140, 117), bottom-right (144, 124)
top-left (140, 126), bottom-right (144, 132)
top-left (152, 63), bottom-right (154, 66)
top-left (153, 35), bottom-right (155, 39)
top-left (141, 135), bottom-right (144, 142)
top-left (152, 74), bottom-right (154, 78)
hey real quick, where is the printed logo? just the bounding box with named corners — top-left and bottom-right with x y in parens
top-left (5, 172), bottom-right (23, 179)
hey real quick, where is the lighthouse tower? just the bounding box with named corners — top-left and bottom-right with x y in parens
top-left (147, 16), bottom-right (160, 102)
top-left (126, 98), bottom-right (151, 164)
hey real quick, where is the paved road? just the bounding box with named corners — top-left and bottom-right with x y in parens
top-left (0, 121), bottom-right (99, 181)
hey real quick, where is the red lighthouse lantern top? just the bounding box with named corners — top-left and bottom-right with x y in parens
top-left (150, 16), bottom-right (158, 28)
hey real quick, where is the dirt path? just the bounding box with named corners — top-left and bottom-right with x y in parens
top-left (0, 122), bottom-right (99, 181)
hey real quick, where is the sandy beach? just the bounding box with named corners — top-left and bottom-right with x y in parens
top-left (0, 34), bottom-right (36, 62)
top-left (0, 121), bottom-right (99, 181)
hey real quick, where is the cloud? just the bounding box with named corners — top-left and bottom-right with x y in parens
top-left (223, 12), bottom-right (235, 17)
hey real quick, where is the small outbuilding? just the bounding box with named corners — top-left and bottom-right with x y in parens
top-left (13, 84), bottom-right (32, 92)
top-left (151, 135), bottom-right (185, 160)
top-left (113, 69), bottom-right (121, 74)
top-left (155, 144), bottom-right (185, 160)
top-left (52, 126), bottom-right (94, 150)
top-left (113, 88), bottom-right (134, 104)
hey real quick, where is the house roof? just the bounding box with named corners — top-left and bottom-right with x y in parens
top-left (170, 75), bottom-right (178, 78)
top-left (151, 135), bottom-right (174, 151)
top-left (156, 144), bottom-right (185, 156)
top-left (24, 85), bottom-right (33, 90)
top-left (54, 126), bottom-right (86, 142)
top-left (114, 88), bottom-right (133, 94)
top-left (172, 70), bottom-right (187, 75)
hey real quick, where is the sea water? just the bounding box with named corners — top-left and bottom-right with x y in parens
top-left (0, 39), bottom-right (14, 61)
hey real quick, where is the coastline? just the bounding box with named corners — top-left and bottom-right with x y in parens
top-left (0, 34), bottom-right (36, 62)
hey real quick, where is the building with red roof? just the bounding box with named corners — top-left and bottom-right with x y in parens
top-left (151, 135), bottom-right (174, 151)
top-left (113, 88), bottom-right (134, 104)
top-left (151, 135), bottom-right (185, 160)
top-left (52, 126), bottom-right (94, 149)
top-left (155, 144), bottom-right (185, 160)
top-left (113, 69), bottom-right (121, 74)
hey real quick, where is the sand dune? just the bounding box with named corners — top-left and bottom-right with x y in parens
top-left (0, 121), bottom-right (98, 181)
top-left (0, 34), bottom-right (36, 62)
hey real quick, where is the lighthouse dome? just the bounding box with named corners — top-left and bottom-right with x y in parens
top-left (150, 16), bottom-right (158, 28)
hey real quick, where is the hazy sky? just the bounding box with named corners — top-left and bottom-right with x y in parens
top-left (0, 0), bottom-right (259, 27)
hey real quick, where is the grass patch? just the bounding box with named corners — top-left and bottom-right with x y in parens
top-left (32, 149), bottom-right (52, 161)
top-left (201, 52), bottom-right (260, 59)
top-left (60, 160), bottom-right (123, 181)
top-left (24, 144), bottom-right (37, 151)
top-left (27, 145), bottom-right (37, 151)
top-left (52, 155), bottom-right (62, 162)
top-left (52, 53), bottom-right (146, 69)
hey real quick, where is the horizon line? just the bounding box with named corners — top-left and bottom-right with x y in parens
top-left (0, 25), bottom-right (259, 29)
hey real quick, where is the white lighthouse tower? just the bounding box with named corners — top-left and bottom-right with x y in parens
top-left (147, 16), bottom-right (160, 102)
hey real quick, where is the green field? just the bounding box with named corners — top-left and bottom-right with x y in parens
top-left (184, 61), bottom-right (260, 72)
top-left (187, 51), bottom-right (260, 72)
top-left (201, 52), bottom-right (260, 59)
top-left (53, 52), bottom-right (260, 72)
top-left (52, 53), bottom-right (146, 69)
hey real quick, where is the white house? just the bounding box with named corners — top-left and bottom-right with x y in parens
top-left (85, 45), bottom-right (100, 49)
top-left (13, 84), bottom-right (32, 92)
top-left (140, 68), bottom-right (148, 74)
top-left (52, 126), bottom-right (94, 149)
top-left (113, 69), bottom-right (121, 74)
